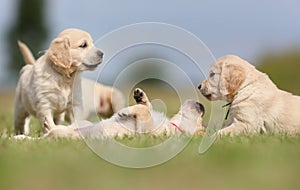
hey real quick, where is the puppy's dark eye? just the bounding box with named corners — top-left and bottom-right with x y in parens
top-left (209, 72), bottom-right (215, 77)
top-left (79, 42), bottom-right (88, 48)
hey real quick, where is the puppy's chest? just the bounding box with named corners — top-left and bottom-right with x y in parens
top-left (40, 82), bottom-right (72, 112)
top-left (55, 86), bottom-right (72, 111)
top-left (33, 62), bottom-right (75, 112)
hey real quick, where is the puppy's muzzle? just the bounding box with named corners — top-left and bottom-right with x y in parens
top-left (198, 82), bottom-right (212, 100)
top-left (83, 50), bottom-right (104, 70)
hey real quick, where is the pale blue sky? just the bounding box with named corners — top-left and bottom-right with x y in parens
top-left (0, 0), bottom-right (299, 89)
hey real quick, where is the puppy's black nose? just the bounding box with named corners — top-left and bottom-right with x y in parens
top-left (198, 84), bottom-right (201, 90)
top-left (98, 50), bottom-right (104, 58)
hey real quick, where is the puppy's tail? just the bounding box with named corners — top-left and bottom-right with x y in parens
top-left (17, 40), bottom-right (36, 65)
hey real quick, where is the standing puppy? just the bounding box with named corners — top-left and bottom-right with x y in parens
top-left (14, 28), bottom-right (103, 134)
top-left (199, 55), bottom-right (300, 136)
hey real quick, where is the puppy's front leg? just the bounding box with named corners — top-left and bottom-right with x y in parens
top-left (54, 113), bottom-right (64, 125)
top-left (118, 105), bottom-right (153, 133)
top-left (39, 111), bottom-right (56, 133)
top-left (218, 121), bottom-right (247, 136)
top-left (71, 75), bottom-right (84, 122)
top-left (64, 108), bottom-right (74, 124)
top-left (118, 105), bottom-right (152, 122)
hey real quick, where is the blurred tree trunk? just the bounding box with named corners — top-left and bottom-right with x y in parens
top-left (6, 0), bottom-right (48, 78)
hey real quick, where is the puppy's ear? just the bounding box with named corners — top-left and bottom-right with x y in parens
top-left (48, 37), bottom-right (72, 69)
top-left (220, 64), bottom-right (245, 96)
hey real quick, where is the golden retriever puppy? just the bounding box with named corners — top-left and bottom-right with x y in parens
top-left (17, 43), bottom-right (123, 120)
top-left (81, 78), bottom-right (125, 119)
top-left (14, 28), bottom-right (103, 135)
top-left (17, 40), bottom-right (124, 127)
top-left (43, 88), bottom-right (205, 139)
top-left (199, 55), bottom-right (300, 136)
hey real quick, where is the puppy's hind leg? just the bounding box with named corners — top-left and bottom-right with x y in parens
top-left (24, 117), bottom-right (31, 135)
top-left (14, 103), bottom-right (29, 135)
top-left (133, 88), bottom-right (152, 109)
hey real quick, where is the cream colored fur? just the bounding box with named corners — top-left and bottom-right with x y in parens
top-left (14, 28), bottom-right (103, 135)
top-left (199, 55), bottom-right (300, 136)
top-left (42, 88), bottom-right (205, 139)
top-left (17, 41), bottom-right (123, 121)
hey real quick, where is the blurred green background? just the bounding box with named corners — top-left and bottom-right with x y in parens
top-left (1, 0), bottom-right (300, 190)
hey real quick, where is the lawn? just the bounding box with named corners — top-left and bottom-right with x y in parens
top-left (1, 90), bottom-right (300, 190)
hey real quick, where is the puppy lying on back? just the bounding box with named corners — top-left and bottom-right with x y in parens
top-left (43, 88), bottom-right (206, 139)
top-left (199, 55), bottom-right (300, 136)
top-left (15, 28), bottom-right (103, 135)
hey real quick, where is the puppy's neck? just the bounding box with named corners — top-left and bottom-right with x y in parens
top-left (230, 71), bottom-right (276, 106)
top-left (169, 113), bottom-right (185, 128)
top-left (170, 112), bottom-right (200, 134)
top-left (46, 57), bottom-right (78, 79)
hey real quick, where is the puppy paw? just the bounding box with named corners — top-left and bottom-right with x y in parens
top-left (118, 112), bottom-right (130, 118)
top-left (133, 88), bottom-right (152, 110)
top-left (133, 88), bottom-right (145, 103)
top-left (117, 108), bottom-right (132, 118)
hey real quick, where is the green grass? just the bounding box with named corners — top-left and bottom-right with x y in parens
top-left (1, 97), bottom-right (300, 190)
top-left (1, 135), bottom-right (300, 190)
